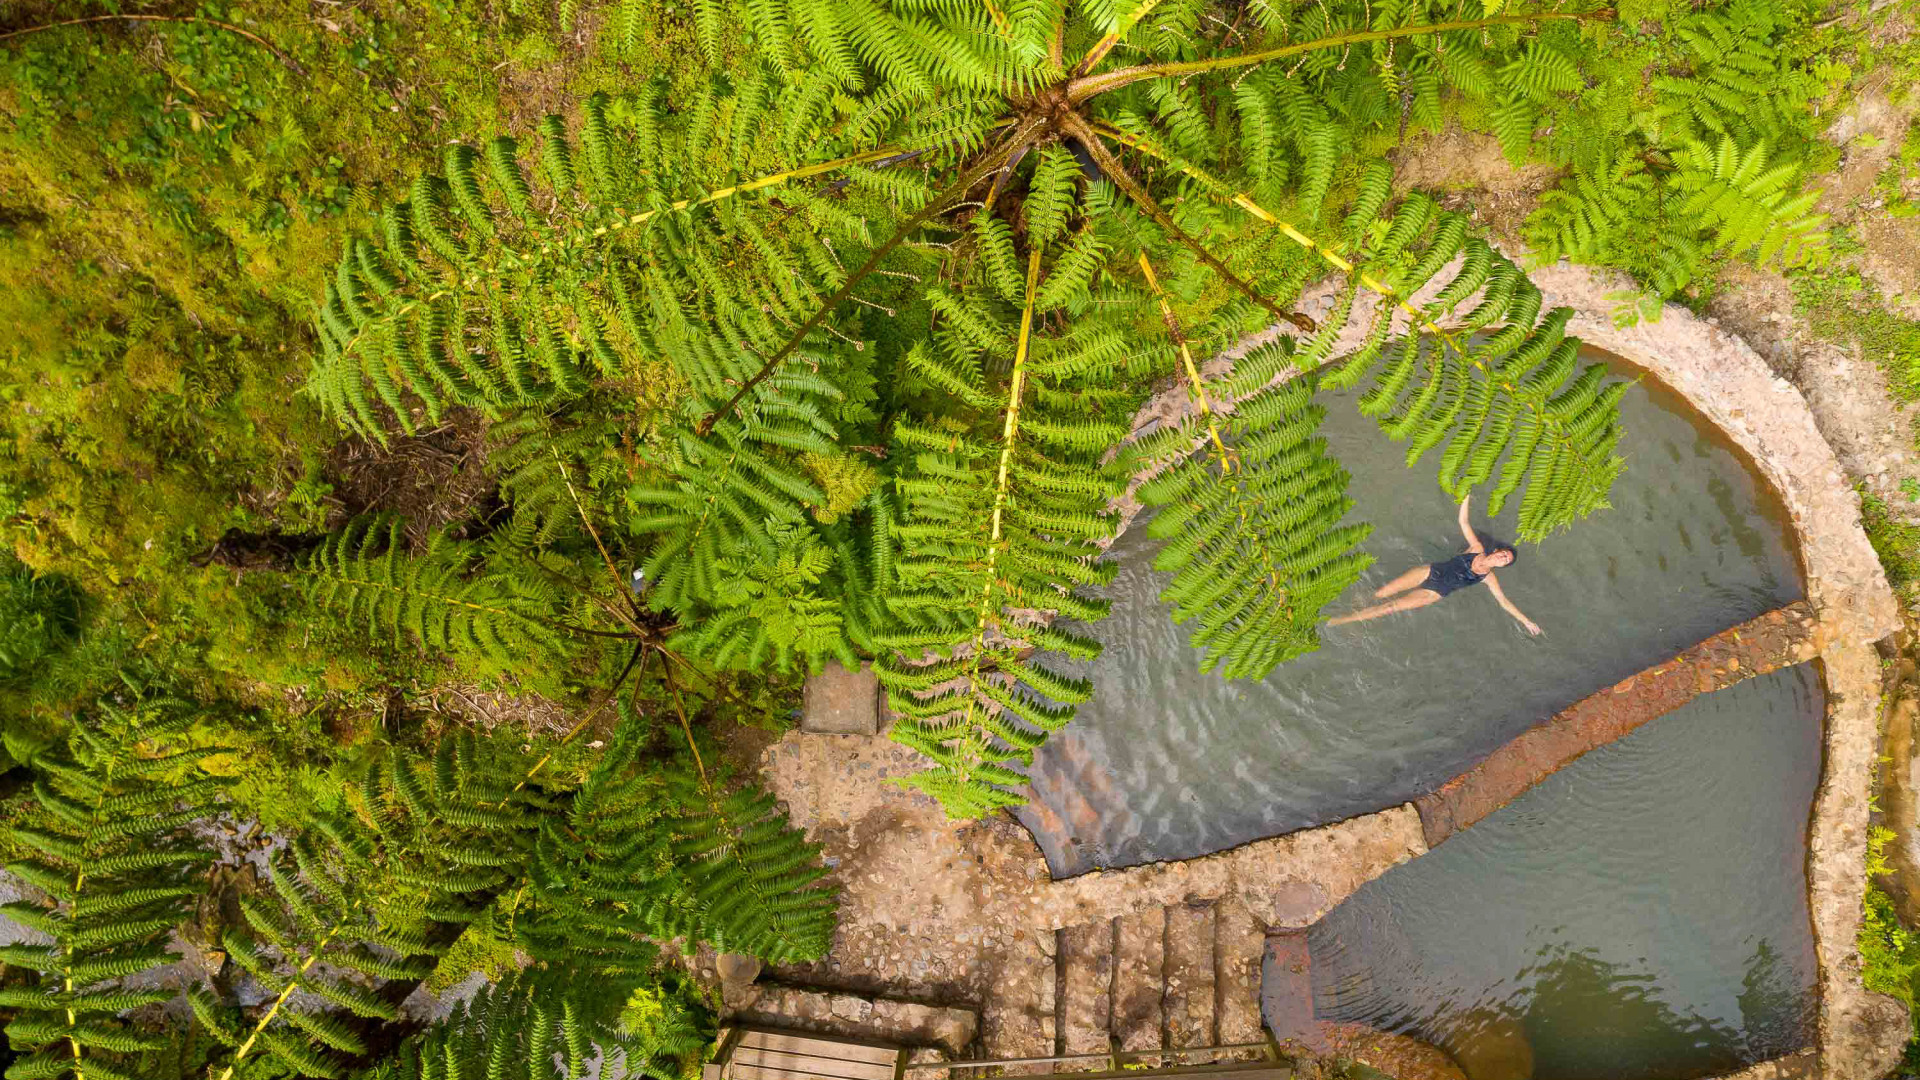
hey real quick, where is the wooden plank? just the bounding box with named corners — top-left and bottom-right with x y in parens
top-left (738, 1029), bottom-right (903, 1064)
top-left (729, 1046), bottom-right (901, 1080)
top-left (734, 1044), bottom-right (898, 1071)
top-left (733, 1063), bottom-right (880, 1080)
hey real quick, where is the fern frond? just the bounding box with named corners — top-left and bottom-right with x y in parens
top-left (1, 697), bottom-right (226, 1080)
top-left (292, 515), bottom-right (566, 675)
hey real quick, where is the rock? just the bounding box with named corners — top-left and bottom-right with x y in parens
top-left (1880, 680), bottom-right (1920, 918)
top-left (1269, 880), bottom-right (1330, 928)
top-left (1317, 1021), bottom-right (1468, 1080)
top-left (716, 952), bottom-right (763, 990)
top-left (907, 1047), bottom-right (950, 1080)
top-left (802, 662), bottom-right (881, 735)
top-left (830, 993), bottom-right (873, 1022)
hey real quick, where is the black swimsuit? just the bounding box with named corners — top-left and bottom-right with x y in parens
top-left (1423, 552), bottom-right (1487, 597)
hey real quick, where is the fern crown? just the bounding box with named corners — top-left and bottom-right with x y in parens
top-left (299, 0), bottom-right (1625, 818)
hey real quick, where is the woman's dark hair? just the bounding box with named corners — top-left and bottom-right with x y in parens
top-left (1483, 541), bottom-right (1518, 563)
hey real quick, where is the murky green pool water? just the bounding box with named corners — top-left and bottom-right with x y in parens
top-left (1015, 356), bottom-right (1804, 875)
top-left (1304, 663), bottom-right (1822, 1080)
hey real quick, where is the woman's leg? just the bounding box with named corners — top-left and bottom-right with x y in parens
top-left (1373, 565), bottom-right (1433, 599)
top-left (1328, 589), bottom-right (1443, 626)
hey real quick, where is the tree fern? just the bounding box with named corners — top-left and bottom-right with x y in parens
top-left (0, 699), bottom-right (226, 1080)
top-left (874, 181), bottom-right (1143, 816)
top-left (1519, 0), bottom-right (1829, 314)
top-left (663, 771), bottom-right (838, 963)
top-left (1125, 359), bottom-right (1374, 680)
top-left (518, 711), bottom-right (682, 972)
top-left (1671, 136), bottom-right (1827, 269)
top-left (376, 968), bottom-right (713, 1080)
top-left (664, 518), bottom-right (857, 673)
top-left (1527, 137), bottom-right (1826, 321)
top-left (486, 411), bottom-right (631, 551)
top-left (295, 0), bottom-right (1626, 820)
top-left (1297, 171), bottom-right (1628, 537)
top-left (190, 736), bottom-right (546, 1079)
top-left (519, 701), bottom-right (841, 967)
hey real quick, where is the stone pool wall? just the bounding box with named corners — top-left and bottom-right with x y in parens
top-left (1534, 261), bottom-right (1906, 1080)
top-left (1116, 256), bottom-right (1908, 1078)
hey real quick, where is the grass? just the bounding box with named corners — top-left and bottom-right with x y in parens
top-left (1863, 487), bottom-right (1920, 594)
top-left (1863, 802), bottom-right (1920, 1075)
top-left (1793, 266), bottom-right (1920, 409)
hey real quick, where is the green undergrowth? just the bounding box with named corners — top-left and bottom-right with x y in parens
top-left (1795, 263), bottom-right (1920, 409)
top-left (1864, 806), bottom-right (1920, 1072)
top-left (1494, 0), bottom-right (1849, 321)
top-left (1864, 488), bottom-right (1920, 600)
top-left (0, 0), bottom-right (1896, 738)
top-left (0, 0), bottom-right (732, 737)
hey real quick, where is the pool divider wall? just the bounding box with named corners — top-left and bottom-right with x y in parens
top-left (1415, 601), bottom-right (1822, 847)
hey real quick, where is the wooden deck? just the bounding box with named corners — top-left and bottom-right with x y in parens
top-left (707, 1026), bottom-right (909, 1080)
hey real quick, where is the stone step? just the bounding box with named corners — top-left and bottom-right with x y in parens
top-left (981, 929), bottom-right (1056, 1074)
top-left (1059, 921), bottom-right (1115, 1062)
top-left (724, 981), bottom-right (978, 1057)
top-left (1163, 902), bottom-right (1217, 1050)
top-left (1111, 910), bottom-right (1165, 1053)
top-left (1214, 899), bottom-right (1267, 1047)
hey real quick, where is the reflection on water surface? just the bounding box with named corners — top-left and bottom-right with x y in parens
top-left (1017, 358), bottom-right (1803, 876)
top-left (1306, 665), bottom-right (1822, 1080)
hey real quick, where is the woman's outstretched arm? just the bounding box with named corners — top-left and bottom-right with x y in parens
top-left (1484, 574), bottom-right (1542, 636)
top-left (1458, 493), bottom-right (1484, 552)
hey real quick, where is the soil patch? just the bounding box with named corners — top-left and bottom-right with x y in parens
top-left (323, 412), bottom-right (498, 547)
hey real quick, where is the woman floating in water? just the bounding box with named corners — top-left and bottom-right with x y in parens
top-left (1328, 494), bottom-right (1543, 635)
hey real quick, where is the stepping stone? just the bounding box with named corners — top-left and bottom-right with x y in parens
top-left (1163, 903), bottom-right (1215, 1050)
top-left (1262, 931), bottom-right (1326, 1055)
top-left (1111, 911), bottom-right (1165, 1054)
top-left (802, 662), bottom-right (880, 734)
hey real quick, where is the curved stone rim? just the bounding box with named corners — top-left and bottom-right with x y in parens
top-left (1529, 259), bottom-right (1905, 1080)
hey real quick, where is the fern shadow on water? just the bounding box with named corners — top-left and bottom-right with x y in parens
top-left (1014, 349), bottom-right (1803, 876)
top-left (1303, 663), bottom-right (1823, 1080)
